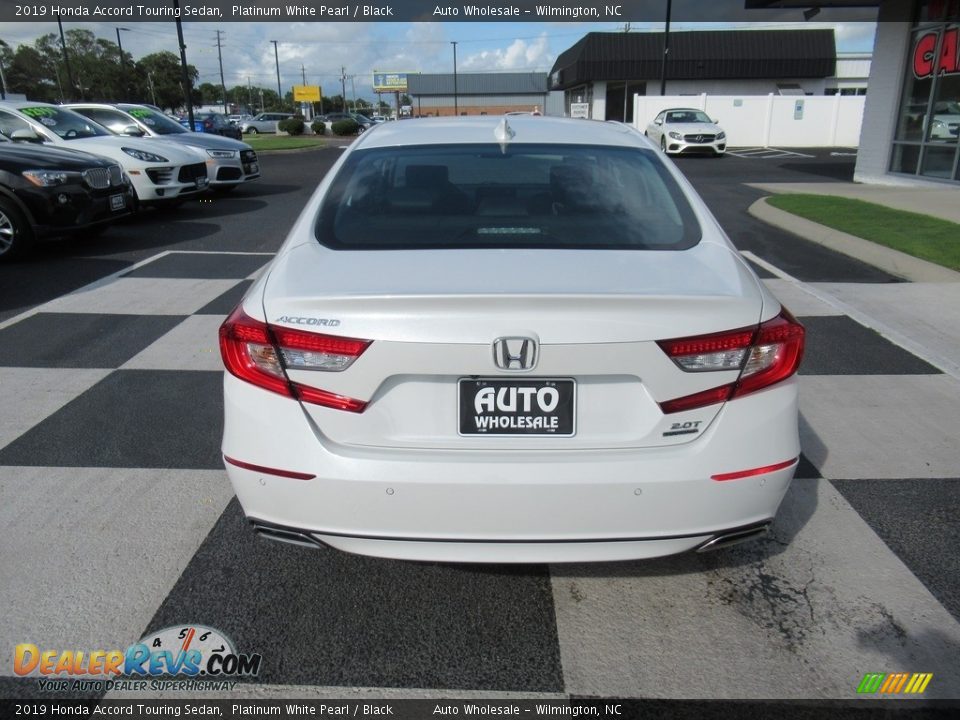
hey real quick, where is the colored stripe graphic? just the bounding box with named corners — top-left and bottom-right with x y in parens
top-left (857, 672), bottom-right (932, 694)
top-left (857, 673), bottom-right (885, 693)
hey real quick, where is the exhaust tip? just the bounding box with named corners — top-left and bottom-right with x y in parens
top-left (696, 523), bottom-right (771, 553)
top-left (250, 521), bottom-right (324, 550)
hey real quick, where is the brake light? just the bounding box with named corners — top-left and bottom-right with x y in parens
top-left (657, 309), bottom-right (805, 414)
top-left (219, 306), bottom-right (370, 412)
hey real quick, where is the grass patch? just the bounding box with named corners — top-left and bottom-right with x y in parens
top-left (241, 134), bottom-right (327, 152)
top-left (766, 193), bottom-right (960, 271)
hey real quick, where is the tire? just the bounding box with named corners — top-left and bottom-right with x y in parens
top-left (247, 127), bottom-right (258, 135)
top-left (0, 197), bottom-right (34, 262)
top-left (660, 136), bottom-right (667, 153)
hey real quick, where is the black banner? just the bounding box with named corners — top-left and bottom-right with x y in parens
top-left (0, 0), bottom-right (879, 24)
top-left (1, 698), bottom-right (959, 719)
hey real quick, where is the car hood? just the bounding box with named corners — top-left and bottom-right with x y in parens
top-left (665, 123), bottom-right (723, 134)
top-left (152, 133), bottom-right (252, 151)
top-left (66, 136), bottom-right (205, 163)
top-left (0, 142), bottom-right (117, 170)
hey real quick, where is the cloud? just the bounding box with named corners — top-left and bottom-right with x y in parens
top-left (460, 32), bottom-right (554, 71)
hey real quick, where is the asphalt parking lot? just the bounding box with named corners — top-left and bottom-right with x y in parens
top-left (1, 145), bottom-right (958, 704)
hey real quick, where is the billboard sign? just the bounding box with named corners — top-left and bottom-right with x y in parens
top-left (293, 85), bottom-right (321, 102)
top-left (373, 72), bottom-right (408, 92)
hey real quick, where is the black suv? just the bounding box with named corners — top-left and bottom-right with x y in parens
top-left (181, 112), bottom-right (243, 141)
top-left (0, 135), bottom-right (134, 260)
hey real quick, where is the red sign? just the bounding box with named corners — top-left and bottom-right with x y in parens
top-left (914, 27), bottom-right (960, 78)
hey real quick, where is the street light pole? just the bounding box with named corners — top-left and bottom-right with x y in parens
top-left (451, 41), bottom-right (458, 117)
top-left (56, 11), bottom-right (76, 101)
top-left (271, 40), bottom-right (282, 110)
top-left (173, 0), bottom-right (194, 129)
top-left (659, 0), bottom-right (672, 96)
top-left (216, 30), bottom-right (228, 115)
top-left (115, 27), bottom-right (130, 100)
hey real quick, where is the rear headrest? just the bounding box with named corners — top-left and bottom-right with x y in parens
top-left (406, 165), bottom-right (449, 188)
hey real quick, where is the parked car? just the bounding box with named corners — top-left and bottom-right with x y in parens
top-left (929, 100), bottom-right (960, 140)
top-left (0, 133), bottom-right (134, 260)
top-left (218, 116), bottom-right (805, 563)
top-left (369, 115), bottom-right (388, 124)
top-left (0, 101), bottom-right (209, 206)
top-left (318, 112), bottom-right (373, 133)
top-left (645, 108), bottom-right (727, 156)
top-left (179, 112), bottom-right (243, 141)
top-left (67, 103), bottom-right (260, 191)
top-left (241, 113), bottom-right (293, 134)
top-left (228, 114), bottom-right (252, 126)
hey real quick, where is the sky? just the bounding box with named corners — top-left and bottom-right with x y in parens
top-left (0, 19), bottom-right (878, 101)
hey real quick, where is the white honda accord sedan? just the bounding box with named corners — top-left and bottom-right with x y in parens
top-left (220, 116), bottom-right (804, 563)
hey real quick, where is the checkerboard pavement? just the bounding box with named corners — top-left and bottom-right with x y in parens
top-left (1, 249), bottom-right (959, 701)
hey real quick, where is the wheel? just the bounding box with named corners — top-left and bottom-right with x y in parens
top-left (247, 127), bottom-right (258, 135)
top-left (660, 136), bottom-right (667, 153)
top-left (0, 197), bottom-right (34, 261)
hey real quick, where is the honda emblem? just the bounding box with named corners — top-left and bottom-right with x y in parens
top-left (492, 337), bottom-right (538, 371)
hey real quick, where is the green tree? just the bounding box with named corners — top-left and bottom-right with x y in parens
top-left (134, 51), bottom-right (198, 112)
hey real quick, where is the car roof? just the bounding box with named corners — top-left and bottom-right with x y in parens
top-left (352, 116), bottom-right (642, 150)
top-left (663, 108), bottom-right (706, 113)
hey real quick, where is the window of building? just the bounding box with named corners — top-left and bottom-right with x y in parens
top-left (891, 1), bottom-right (960, 181)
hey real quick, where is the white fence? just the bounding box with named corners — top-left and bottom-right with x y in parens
top-left (632, 93), bottom-right (866, 148)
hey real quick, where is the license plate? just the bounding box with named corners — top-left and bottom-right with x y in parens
top-left (109, 194), bottom-right (125, 211)
top-left (458, 378), bottom-right (575, 436)
top-left (195, 176), bottom-right (209, 189)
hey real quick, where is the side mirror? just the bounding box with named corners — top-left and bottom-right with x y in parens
top-left (655, 119), bottom-right (662, 125)
top-left (712, 118), bottom-right (720, 125)
top-left (11, 128), bottom-right (41, 143)
top-left (122, 125), bottom-right (145, 137)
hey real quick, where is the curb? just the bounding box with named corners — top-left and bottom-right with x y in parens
top-left (748, 197), bottom-right (960, 283)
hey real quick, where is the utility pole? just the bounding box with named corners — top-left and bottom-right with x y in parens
top-left (147, 72), bottom-right (157, 106)
top-left (216, 30), bottom-right (227, 114)
top-left (56, 11), bottom-right (76, 101)
top-left (173, 0), bottom-right (194, 129)
top-left (350, 75), bottom-right (356, 112)
top-left (340, 66), bottom-right (347, 112)
top-left (271, 40), bottom-right (282, 110)
top-left (659, 0), bottom-right (672, 96)
top-left (451, 41), bottom-right (458, 117)
top-left (0, 56), bottom-right (7, 100)
top-left (247, 76), bottom-right (252, 112)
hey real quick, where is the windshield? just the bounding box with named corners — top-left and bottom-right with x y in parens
top-left (124, 106), bottom-right (188, 134)
top-left (19, 106), bottom-right (110, 140)
top-left (316, 144), bottom-right (701, 251)
top-left (666, 111), bottom-right (713, 124)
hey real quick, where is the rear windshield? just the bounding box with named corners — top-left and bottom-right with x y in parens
top-left (315, 144), bottom-right (701, 250)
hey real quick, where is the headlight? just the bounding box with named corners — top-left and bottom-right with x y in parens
top-left (932, 120), bottom-right (945, 129)
top-left (668, 131), bottom-right (683, 140)
top-left (22, 169), bottom-right (72, 187)
top-left (206, 149), bottom-right (237, 159)
top-left (122, 147), bottom-right (168, 163)
top-left (716, 131), bottom-right (726, 140)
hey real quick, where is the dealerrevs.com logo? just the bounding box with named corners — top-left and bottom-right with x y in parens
top-left (14, 625), bottom-right (262, 692)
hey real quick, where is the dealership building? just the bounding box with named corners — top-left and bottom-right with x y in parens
top-left (405, 73), bottom-right (565, 117)
top-left (548, 29), bottom-right (840, 124)
top-left (751, 0), bottom-right (960, 185)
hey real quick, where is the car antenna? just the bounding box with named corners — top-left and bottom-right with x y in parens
top-left (494, 117), bottom-right (514, 153)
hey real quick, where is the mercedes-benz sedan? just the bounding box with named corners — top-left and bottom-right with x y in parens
top-left (646, 108), bottom-right (727, 156)
top-left (220, 116), bottom-right (803, 563)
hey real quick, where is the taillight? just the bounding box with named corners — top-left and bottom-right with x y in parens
top-left (657, 309), bottom-right (805, 414)
top-left (219, 306), bottom-right (370, 412)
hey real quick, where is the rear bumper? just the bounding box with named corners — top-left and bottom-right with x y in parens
top-left (222, 373), bottom-right (799, 562)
